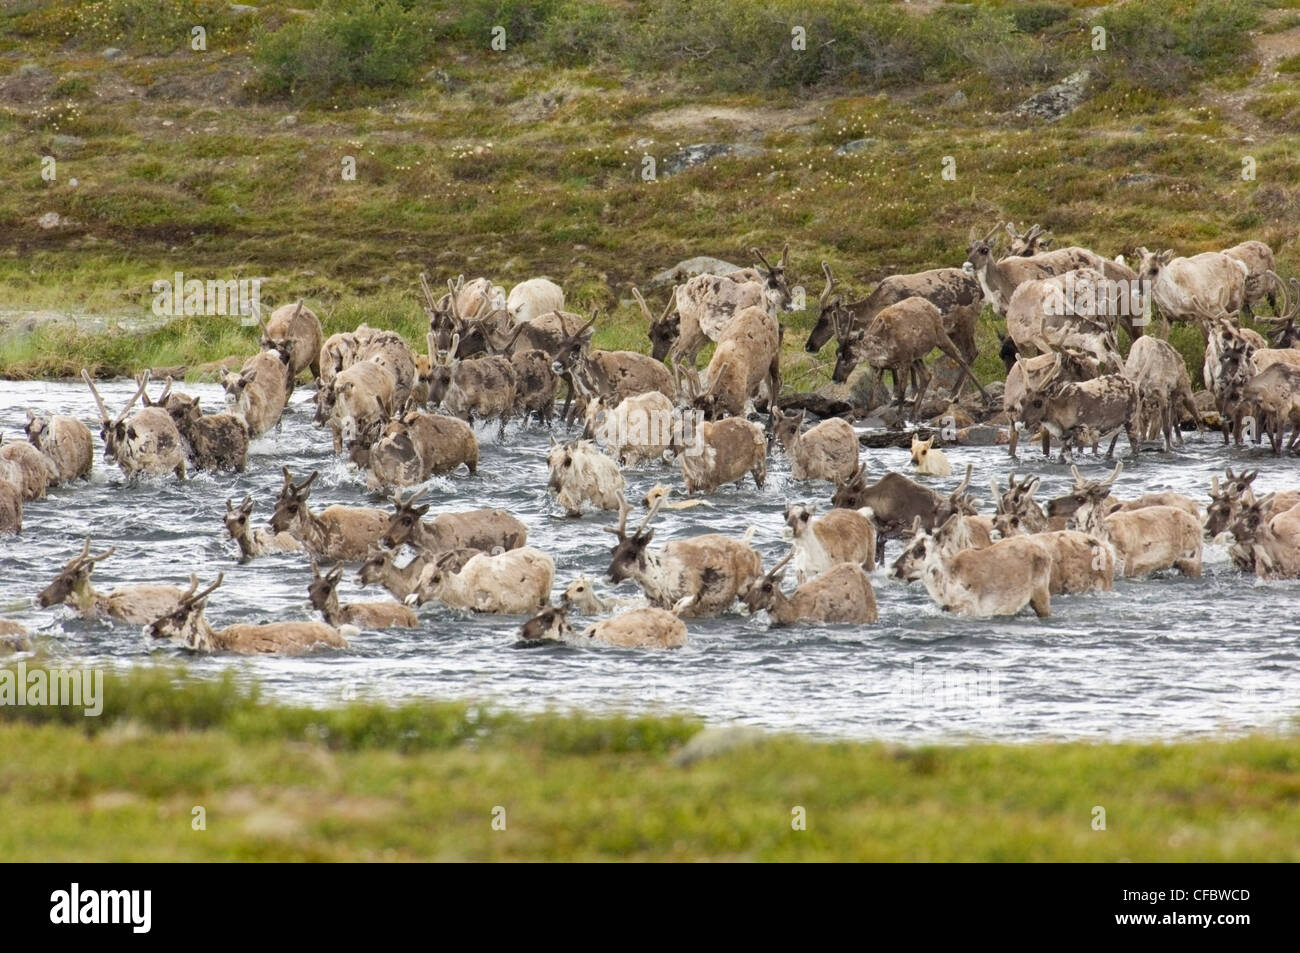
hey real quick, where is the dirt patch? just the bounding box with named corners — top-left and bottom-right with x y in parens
top-left (1257, 15), bottom-right (1300, 71)
top-left (1203, 18), bottom-right (1300, 138)
top-left (640, 103), bottom-right (823, 139)
top-left (0, 64), bottom-right (54, 104)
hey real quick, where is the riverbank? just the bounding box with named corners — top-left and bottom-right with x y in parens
top-left (1, 665), bottom-right (1297, 861)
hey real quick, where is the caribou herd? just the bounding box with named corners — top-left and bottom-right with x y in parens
top-left (4, 221), bottom-right (1300, 656)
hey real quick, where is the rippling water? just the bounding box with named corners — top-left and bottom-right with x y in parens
top-left (3, 377), bottom-right (1298, 744)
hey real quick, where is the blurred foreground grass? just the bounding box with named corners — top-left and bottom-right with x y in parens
top-left (1, 665), bottom-right (1297, 861)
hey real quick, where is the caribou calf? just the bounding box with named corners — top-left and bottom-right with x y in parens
top-left (223, 496), bottom-right (303, 562)
top-left (308, 561), bottom-right (418, 628)
top-left (741, 552), bottom-right (878, 625)
top-left (520, 604), bottom-right (687, 649)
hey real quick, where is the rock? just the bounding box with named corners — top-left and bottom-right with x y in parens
top-left (17, 64), bottom-right (50, 79)
top-left (660, 142), bottom-right (763, 177)
top-left (0, 310), bottom-right (73, 335)
top-left (858, 427), bottom-right (937, 450)
top-left (911, 395), bottom-right (945, 420)
top-left (1193, 390), bottom-right (1217, 413)
top-left (1119, 173), bottom-right (1157, 187)
top-left (776, 393), bottom-right (859, 419)
top-left (944, 90), bottom-right (967, 109)
top-left (646, 255), bottom-right (748, 288)
top-left (101, 48), bottom-right (124, 60)
top-left (277, 114), bottom-right (297, 127)
top-left (931, 405), bottom-right (974, 430)
top-left (833, 138), bottom-right (877, 156)
top-left (51, 134), bottom-right (85, 150)
top-left (229, 3), bottom-right (258, 12)
top-left (509, 89), bottom-right (569, 123)
top-left (37, 212), bottom-right (61, 229)
top-left (850, 374), bottom-right (892, 411)
top-left (957, 425), bottom-right (1007, 446)
top-left (1015, 68), bottom-right (1090, 122)
top-left (864, 406), bottom-right (906, 430)
top-left (672, 726), bottom-right (767, 767)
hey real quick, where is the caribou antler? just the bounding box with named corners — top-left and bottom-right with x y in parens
top-left (766, 548), bottom-right (796, 579)
top-left (819, 261), bottom-right (836, 307)
top-left (418, 273), bottom-right (440, 316)
top-left (116, 371), bottom-right (151, 426)
top-left (59, 537), bottom-right (117, 573)
top-left (81, 369), bottom-right (111, 424)
top-left (631, 287), bottom-right (652, 321)
top-left (573, 310), bottom-right (600, 339)
top-left (634, 493), bottom-right (664, 539)
top-left (180, 572), bottom-right (225, 608)
top-left (604, 494), bottom-right (632, 539)
top-left (989, 477), bottom-right (1004, 512)
top-left (949, 463), bottom-right (974, 501)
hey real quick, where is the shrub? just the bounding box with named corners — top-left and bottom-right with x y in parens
top-left (253, 0), bottom-right (436, 101)
top-left (1096, 0), bottom-right (1259, 92)
top-left (1010, 3), bottom-right (1072, 34)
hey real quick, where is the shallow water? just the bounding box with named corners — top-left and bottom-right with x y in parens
top-left (2, 377), bottom-right (1298, 744)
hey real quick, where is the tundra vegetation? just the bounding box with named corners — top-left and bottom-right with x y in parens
top-left (0, 0), bottom-right (1286, 391)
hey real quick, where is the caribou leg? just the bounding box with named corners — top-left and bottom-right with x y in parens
top-left (911, 361), bottom-right (931, 421)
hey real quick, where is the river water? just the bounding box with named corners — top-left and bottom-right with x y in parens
top-left (2, 378), bottom-right (1297, 744)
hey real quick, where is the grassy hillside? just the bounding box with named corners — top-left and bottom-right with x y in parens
top-left (2, 665), bottom-right (1299, 860)
top-left (0, 0), bottom-right (1297, 384)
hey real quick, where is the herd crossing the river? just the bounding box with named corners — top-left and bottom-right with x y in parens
top-left (4, 223), bottom-right (1300, 655)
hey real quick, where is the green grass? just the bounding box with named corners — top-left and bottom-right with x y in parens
top-left (1, 665), bottom-right (1298, 860)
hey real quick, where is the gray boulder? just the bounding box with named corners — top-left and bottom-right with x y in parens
top-left (1015, 69), bottom-right (1090, 122)
top-left (660, 142), bottom-right (762, 177)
